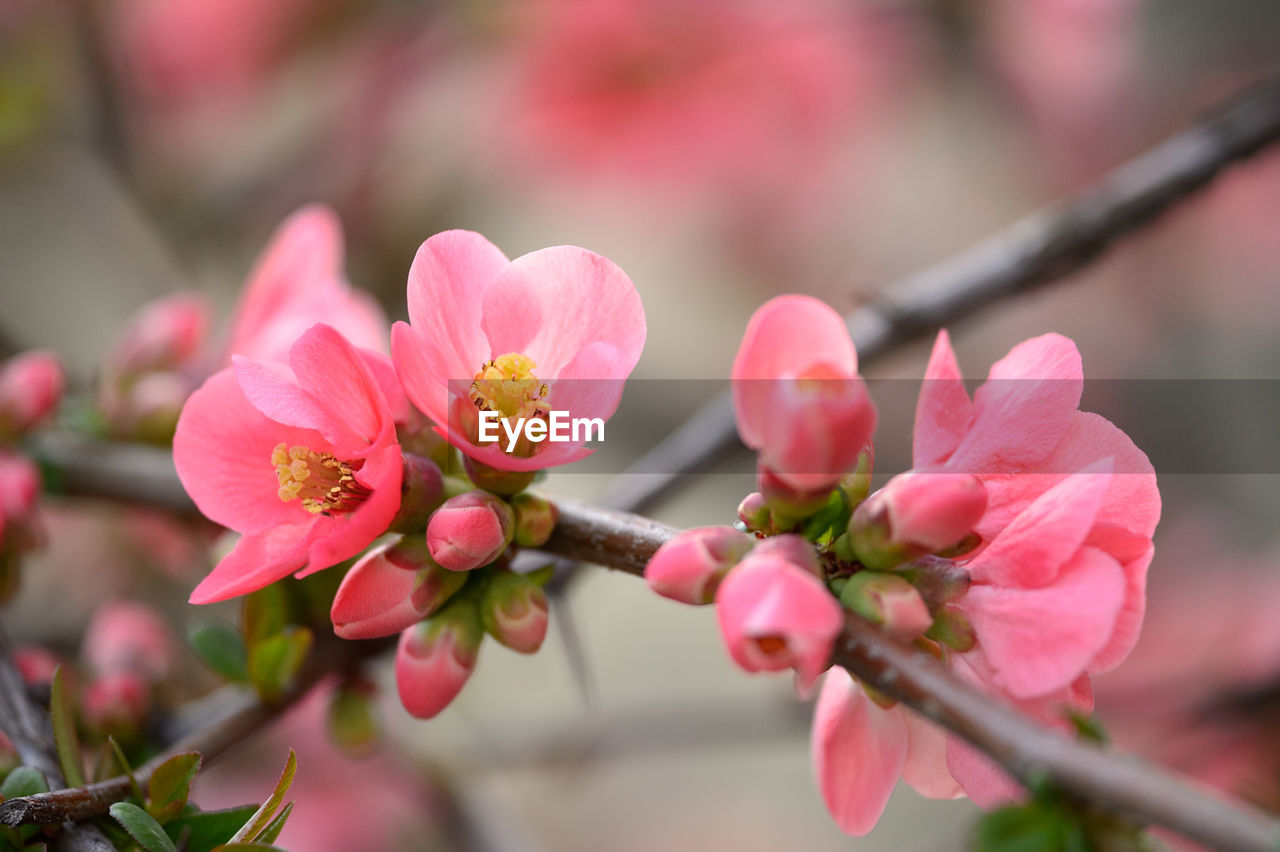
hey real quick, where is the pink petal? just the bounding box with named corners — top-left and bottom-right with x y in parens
top-left (1085, 539), bottom-right (1153, 676)
top-left (188, 524), bottom-right (313, 604)
top-left (173, 369), bottom-right (319, 535)
top-left (811, 669), bottom-right (908, 836)
top-left (965, 545), bottom-right (1125, 698)
top-left (948, 333), bottom-right (1083, 474)
top-left (901, 710), bottom-right (964, 799)
top-left (913, 330), bottom-right (973, 468)
top-left (731, 295), bottom-right (857, 449)
top-left (359, 349), bottom-right (410, 425)
top-left (945, 734), bottom-right (1023, 810)
top-left (289, 324), bottom-right (392, 447)
top-left (392, 322), bottom-right (448, 429)
top-left (480, 245), bottom-right (646, 379)
top-left (233, 357), bottom-right (331, 434)
top-left (968, 460), bottom-right (1113, 588)
top-left (545, 340), bottom-right (632, 423)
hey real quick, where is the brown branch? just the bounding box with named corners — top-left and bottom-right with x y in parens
top-left (540, 499), bottom-right (1280, 852)
top-left (594, 74), bottom-right (1280, 519)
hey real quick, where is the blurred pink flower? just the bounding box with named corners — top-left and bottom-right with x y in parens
top-left (174, 324), bottom-right (402, 604)
top-left (731, 295), bottom-right (876, 497)
top-left (391, 230), bottom-right (645, 472)
top-left (103, 292), bottom-right (211, 381)
top-left (0, 350), bottom-right (63, 441)
top-left (82, 599), bottom-right (175, 681)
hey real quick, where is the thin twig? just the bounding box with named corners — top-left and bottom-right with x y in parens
top-left (590, 74), bottom-right (1280, 521)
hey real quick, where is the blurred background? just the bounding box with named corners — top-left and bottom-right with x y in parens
top-left (2, 0), bottom-right (1280, 848)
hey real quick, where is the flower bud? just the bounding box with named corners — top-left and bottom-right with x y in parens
top-left (463, 455), bottom-right (537, 496)
top-left (751, 533), bottom-right (820, 576)
top-left (426, 491), bottom-right (515, 571)
top-left (839, 572), bottom-right (932, 641)
top-left (0, 350), bottom-right (63, 441)
top-left (395, 598), bottom-right (483, 719)
top-left (737, 491), bottom-right (773, 533)
top-left (331, 538), bottom-right (467, 640)
top-left (925, 605), bottom-right (976, 652)
top-left (510, 492), bottom-right (557, 548)
top-left (14, 646), bottom-right (62, 686)
top-left (715, 552), bottom-right (842, 691)
top-left (646, 527), bottom-right (754, 605)
top-left (839, 446), bottom-right (875, 507)
top-left (103, 371), bottom-right (191, 444)
top-left (104, 293), bottom-right (209, 379)
top-left (758, 464), bottom-right (833, 525)
top-left (849, 472), bottom-right (987, 571)
top-left (480, 570), bottom-right (549, 653)
top-left (390, 453), bottom-right (446, 532)
top-left (82, 671), bottom-right (150, 740)
top-left (82, 600), bottom-right (175, 681)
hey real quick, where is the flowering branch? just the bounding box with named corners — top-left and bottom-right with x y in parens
top-left (539, 499), bottom-right (1280, 852)
top-left (597, 74), bottom-right (1280, 518)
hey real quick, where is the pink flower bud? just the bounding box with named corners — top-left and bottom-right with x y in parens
top-left (0, 453), bottom-right (40, 527)
top-left (646, 526), bottom-right (755, 605)
top-left (82, 600), bottom-right (175, 681)
top-left (737, 491), bottom-right (773, 533)
top-left (395, 599), bottom-right (484, 719)
top-left (715, 552), bottom-right (843, 690)
top-left (510, 492), bottom-right (557, 548)
top-left (480, 570), bottom-right (549, 654)
top-left (751, 534), bottom-right (820, 576)
top-left (390, 453), bottom-right (446, 532)
top-left (0, 350), bottom-right (63, 439)
top-left (426, 491), bottom-right (515, 571)
top-left (104, 293), bottom-right (210, 379)
top-left (14, 646), bottom-right (63, 686)
top-left (839, 572), bottom-right (933, 641)
top-left (331, 538), bottom-right (466, 640)
top-left (82, 671), bottom-right (150, 738)
top-left (850, 472), bottom-right (987, 570)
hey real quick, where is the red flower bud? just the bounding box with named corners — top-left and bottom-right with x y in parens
top-left (395, 599), bottom-right (484, 719)
top-left (426, 491), bottom-right (515, 571)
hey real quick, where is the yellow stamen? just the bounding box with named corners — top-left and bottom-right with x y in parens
top-left (272, 443), bottom-right (370, 515)
top-left (469, 352), bottom-right (549, 422)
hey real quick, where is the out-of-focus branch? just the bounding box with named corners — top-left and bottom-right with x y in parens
top-left (537, 499), bottom-right (1280, 852)
top-left (593, 74), bottom-right (1280, 520)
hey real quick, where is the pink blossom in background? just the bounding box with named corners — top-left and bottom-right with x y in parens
top-left (174, 324), bottom-right (402, 603)
top-left (391, 229), bottom-right (645, 472)
top-left (81, 599), bottom-right (175, 681)
top-left (0, 350), bottom-right (63, 440)
top-left (225, 205), bottom-right (390, 366)
top-left (490, 0), bottom-right (911, 209)
top-left (731, 295), bottom-right (876, 496)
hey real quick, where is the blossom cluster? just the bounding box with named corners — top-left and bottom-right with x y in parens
top-left (645, 295), bottom-right (1160, 834)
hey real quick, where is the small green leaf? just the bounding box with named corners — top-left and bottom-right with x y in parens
top-left (163, 805), bottom-right (258, 852)
top-left (1065, 710), bottom-right (1110, 746)
top-left (800, 489), bottom-right (850, 544)
top-left (256, 801), bottom-right (292, 844)
top-left (0, 766), bottom-right (48, 799)
top-left (327, 683), bottom-right (379, 756)
top-left (107, 737), bottom-right (145, 801)
top-left (110, 802), bottom-right (178, 852)
top-left (227, 749), bottom-right (296, 844)
top-left (49, 666), bottom-right (84, 787)
top-left (242, 585), bottom-right (292, 647)
top-left (147, 752), bottom-right (202, 824)
top-left (248, 628), bottom-right (312, 704)
top-left (188, 622), bottom-right (249, 682)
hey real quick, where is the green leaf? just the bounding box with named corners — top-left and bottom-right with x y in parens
top-left (248, 628), bottom-right (312, 704)
top-left (147, 752), bottom-right (202, 824)
top-left (242, 585), bottom-right (292, 647)
top-left (256, 801), bottom-right (292, 844)
top-left (49, 666), bottom-right (84, 787)
top-left (107, 737), bottom-right (145, 801)
top-left (188, 621), bottom-right (249, 682)
top-left (800, 489), bottom-right (850, 545)
top-left (327, 684), bottom-right (379, 756)
top-left (1065, 710), bottom-right (1110, 746)
top-left (163, 805), bottom-right (258, 852)
top-left (110, 802), bottom-right (178, 852)
top-left (227, 749), bottom-right (296, 844)
top-left (0, 766), bottom-right (47, 799)
top-left (972, 801), bottom-right (1091, 852)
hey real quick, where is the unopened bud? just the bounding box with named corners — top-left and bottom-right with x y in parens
top-left (331, 538), bottom-right (466, 640)
top-left (426, 491), bottom-right (515, 571)
top-left (390, 453), bottom-right (446, 532)
top-left (395, 598), bottom-right (484, 719)
top-left (839, 572), bottom-right (933, 641)
top-left (737, 492), bottom-right (773, 533)
top-left (83, 600), bottom-right (175, 682)
top-left (751, 533), bottom-right (820, 576)
top-left (925, 605), bottom-right (976, 652)
top-left (0, 350), bottom-right (63, 441)
top-left (480, 570), bottom-right (549, 654)
top-left (839, 447), bottom-right (875, 507)
top-left (104, 293), bottom-right (209, 379)
top-left (848, 471), bottom-right (987, 570)
top-left (510, 492), bottom-right (557, 548)
top-left (82, 671), bottom-right (150, 740)
top-left (646, 526), bottom-right (754, 605)
top-left (14, 646), bottom-right (62, 686)
top-left (463, 455), bottom-right (536, 496)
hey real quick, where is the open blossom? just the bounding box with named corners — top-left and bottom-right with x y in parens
top-left (391, 230), bottom-right (645, 472)
top-left (226, 205), bottom-right (389, 365)
top-left (731, 295), bottom-right (876, 497)
top-left (174, 324), bottom-right (402, 604)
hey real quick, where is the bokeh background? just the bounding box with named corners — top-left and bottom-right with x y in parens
top-left (2, 0), bottom-right (1280, 848)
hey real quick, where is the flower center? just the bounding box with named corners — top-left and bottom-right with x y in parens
top-left (272, 443), bottom-right (371, 515)
top-left (753, 635), bottom-right (789, 657)
top-left (469, 353), bottom-right (548, 421)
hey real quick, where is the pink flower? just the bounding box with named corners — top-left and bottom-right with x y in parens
top-left (82, 600), bottom-right (175, 681)
top-left (0, 350), bottom-right (63, 440)
top-left (715, 549), bottom-right (842, 690)
top-left (425, 491), bottom-right (515, 572)
top-left (391, 230), bottom-right (645, 472)
top-left (645, 526), bottom-right (754, 605)
top-left (813, 668), bottom-right (960, 836)
top-left (103, 292), bottom-right (211, 380)
top-left (395, 599), bottom-right (484, 719)
top-left (731, 295), bottom-right (876, 496)
top-left (226, 205), bottom-right (389, 366)
top-left (174, 323), bottom-right (402, 604)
